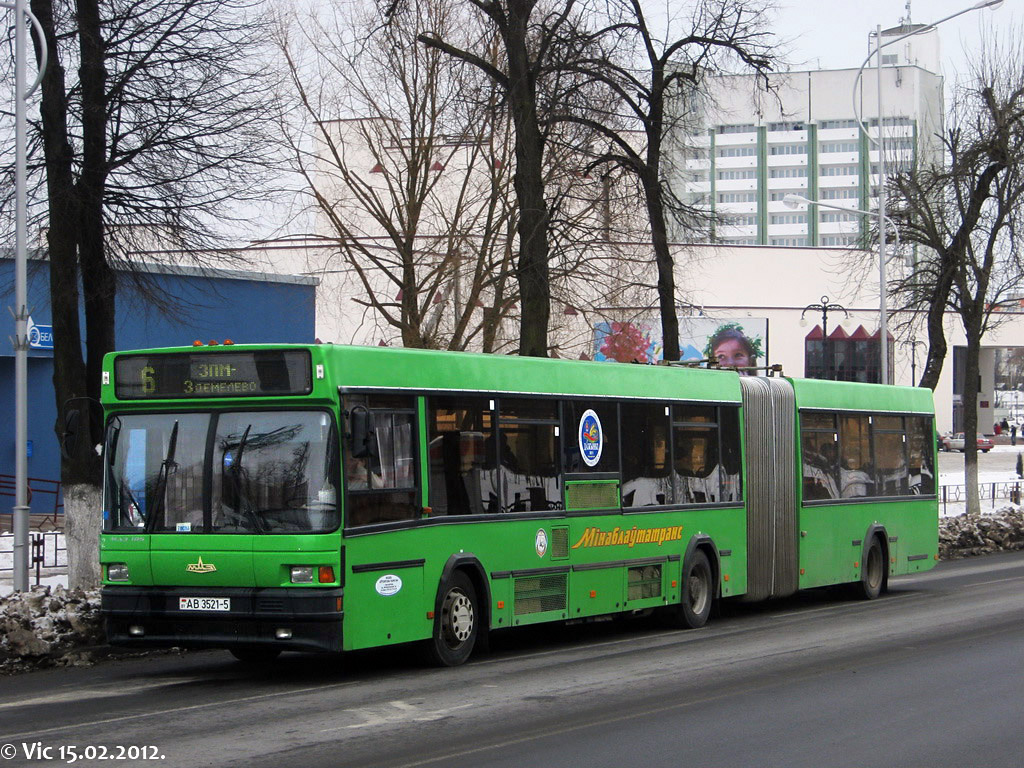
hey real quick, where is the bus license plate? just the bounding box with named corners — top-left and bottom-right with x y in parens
top-left (179, 597), bottom-right (230, 612)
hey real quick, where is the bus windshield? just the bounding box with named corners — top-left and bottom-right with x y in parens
top-left (103, 410), bottom-right (339, 534)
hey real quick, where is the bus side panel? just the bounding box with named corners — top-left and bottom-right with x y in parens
top-left (798, 499), bottom-right (937, 588)
top-left (341, 506), bottom-right (748, 652)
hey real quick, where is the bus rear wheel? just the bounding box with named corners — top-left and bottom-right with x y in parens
top-left (854, 538), bottom-right (886, 600)
top-left (425, 571), bottom-right (478, 667)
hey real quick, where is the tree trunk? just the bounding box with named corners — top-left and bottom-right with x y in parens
top-left (962, 322), bottom-right (982, 516)
top-left (31, 0), bottom-right (103, 588)
top-left (507, 0), bottom-right (550, 358)
top-left (76, 0), bottom-right (116, 425)
top-left (642, 165), bottom-right (679, 361)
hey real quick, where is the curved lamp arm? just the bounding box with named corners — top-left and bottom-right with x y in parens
top-left (0, 2), bottom-right (48, 98)
top-left (851, 0), bottom-right (1004, 146)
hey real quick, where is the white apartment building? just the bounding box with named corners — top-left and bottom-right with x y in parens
top-left (673, 25), bottom-right (944, 249)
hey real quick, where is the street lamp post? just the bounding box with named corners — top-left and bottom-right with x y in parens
top-left (851, 0), bottom-right (1004, 386)
top-left (785, 192), bottom-right (899, 385)
top-left (802, 295), bottom-right (849, 381)
top-left (3, 0), bottom-right (47, 593)
top-left (902, 337), bottom-right (926, 386)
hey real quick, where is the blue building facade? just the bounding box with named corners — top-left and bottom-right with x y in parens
top-left (0, 256), bottom-right (317, 518)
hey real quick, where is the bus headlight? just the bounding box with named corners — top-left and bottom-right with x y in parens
top-left (107, 562), bottom-right (130, 581)
top-left (290, 566), bottom-right (314, 583)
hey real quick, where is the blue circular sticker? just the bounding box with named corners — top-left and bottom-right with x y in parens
top-left (578, 409), bottom-right (603, 467)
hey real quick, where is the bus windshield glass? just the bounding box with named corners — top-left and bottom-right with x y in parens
top-left (103, 410), bottom-right (339, 534)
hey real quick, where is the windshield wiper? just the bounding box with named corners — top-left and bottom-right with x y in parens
top-left (146, 420), bottom-right (179, 532)
top-left (226, 424), bottom-right (264, 532)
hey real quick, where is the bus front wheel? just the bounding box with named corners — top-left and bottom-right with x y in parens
top-left (664, 550), bottom-right (713, 629)
top-left (425, 571), bottom-right (478, 667)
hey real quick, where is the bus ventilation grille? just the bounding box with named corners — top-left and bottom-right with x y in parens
top-left (551, 527), bottom-right (569, 559)
top-left (627, 565), bottom-right (662, 601)
top-left (564, 481), bottom-right (619, 511)
top-left (256, 598), bottom-right (285, 612)
top-left (514, 574), bottom-right (567, 615)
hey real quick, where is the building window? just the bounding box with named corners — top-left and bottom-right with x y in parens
top-left (821, 235), bottom-right (858, 246)
top-left (769, 167), bottom-right (808, 178)
top-left (819, 119), bottom-right (859, 130)
top-left (769, 144), bottom-right (807, 155)
top-left (820, 141), bottom-right (859, 153)
top-left (770, 237), bottom-right (808, 246)
top-left (768, 122), bottom-right (803, 131)
top-left (724, 214), bottom-right (758, 227)
top-left (717, 146), bottom-right (757, 157)
top-left (821, 165), bottom-right (859, 176)
top-left (821, 212), bottom-right (859, 223)
top-left (717, 124), bottom-right (756, 134)
top-left (718, 192), bottom-right (757, 203)
top-left (717, 169), bottom-right (757, 180)
top-left (770, 213), bottom-right (807, 225)
top-left (804, 327), bottom-right (891, 383)
top-left (820, 188), bottom-right (858, 199)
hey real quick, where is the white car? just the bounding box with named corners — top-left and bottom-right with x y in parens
top-left (941, 433), bottom-right (993, 452)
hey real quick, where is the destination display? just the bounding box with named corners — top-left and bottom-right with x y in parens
top-left (114, 350), bottom-right (312, 399)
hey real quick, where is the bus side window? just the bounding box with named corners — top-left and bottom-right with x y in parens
top-left (672, 404), bottom-right (719, 504)
top-left (427, 397), bottom-right (498, 516)
top-left (838, 414), bottom-right (874, 498)
top-left (620, 402), bottom-right (671, 507)
top-left (801, 412), bottom-right (839, 500)
top-left (906, 415), bottom-right (935, 495)
top-left (343, 394), bottom-right (419, 527)
top-left (874, 415), bottom-right (909, 497)
top-left (500, 399), bottom-right (561, 512)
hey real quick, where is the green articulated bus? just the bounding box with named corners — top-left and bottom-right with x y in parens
top-left (98, 343), bottom-right (938, 665)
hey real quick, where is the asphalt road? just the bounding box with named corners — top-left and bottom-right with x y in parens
top-left (1, 552), bottom-right (1023, 768)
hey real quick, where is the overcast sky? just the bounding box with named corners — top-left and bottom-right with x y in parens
top-left (771, 0), bottom-right (1012, 81)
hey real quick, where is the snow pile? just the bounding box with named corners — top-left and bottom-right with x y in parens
top-left (0, 585), bottom-right (103, 674)
top-left (938, 505), bottom-right (1024, 559)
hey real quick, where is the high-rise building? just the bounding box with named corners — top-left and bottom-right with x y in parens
top-left (671, 24), bottom-right (944, 248)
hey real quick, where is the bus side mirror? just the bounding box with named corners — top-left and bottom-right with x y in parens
top-left (350, 406), bottom-right (370, 459)
top-left (60, 409), bottom-right (80, 460)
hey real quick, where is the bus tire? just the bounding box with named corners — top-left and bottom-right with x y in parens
top-left (229, 647), bottom-right (281, 664)
top-left (663, 550), bottom-right (713, 629)
top-left (425, 571), bottom-right (478, 667)
top-left (854, 538), bottom-right (885, 600)
top-left (681, 550), bottom-right (713, 628)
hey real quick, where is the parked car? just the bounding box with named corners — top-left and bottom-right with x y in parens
top-left (941, 432), bottom-right (993, 452)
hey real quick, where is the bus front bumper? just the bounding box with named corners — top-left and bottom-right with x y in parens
top-left (101, 585), bottom-right (344, 653)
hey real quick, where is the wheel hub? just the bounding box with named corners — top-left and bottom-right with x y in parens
top-left (443, 590), bottom-right (473, 646)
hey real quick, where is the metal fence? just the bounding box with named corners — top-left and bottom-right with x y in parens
top-left (940, 481), bottom-right (1023, 515)
top-left (0, 531), bottom-right (67, 586)
top-left (0, 474), bottom-right (64, 530)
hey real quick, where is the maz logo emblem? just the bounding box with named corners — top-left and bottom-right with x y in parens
top-left (186, 556), bottom-right (217, 574)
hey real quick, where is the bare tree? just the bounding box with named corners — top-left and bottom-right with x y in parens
top-left (549, 0), bottom-right (775, 361)
top-left (417, 0), bottom-right (598, 357)
top-left (3, 0), bottom-right (281, 586)
top-left (281, 0), bottom-right (522, 351)
top-left (887, 32), bottom-right (1024, 514)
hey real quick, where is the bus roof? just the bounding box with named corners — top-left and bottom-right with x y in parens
top-left (789, 375), bottom-right (935, 414)
top-left (102, 343), bottom-right (934, 414)
top-left (104, 343), bottom-right (745, 404)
